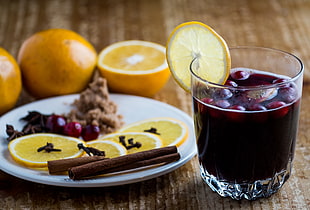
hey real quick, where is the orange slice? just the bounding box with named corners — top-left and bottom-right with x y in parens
top-left (8, 133), bottom-right (85, 168)
top-left (86, 140), bottom-right (127, 158)
top-left (118, 117), bottom-right (188, 146)
top-left (97, 40), bottom-right (170, 97)
top-left (166, 21), bottom-right (231, 92)
top-left (99, 132), bottom-right (163, 154)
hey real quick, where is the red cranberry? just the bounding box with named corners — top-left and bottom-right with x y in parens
top-left (45, 115), bottom-right (66, 134)
top-left (273, 78), bottom-right (290, 88)
top-left (266, 101), bottom-right (289, 118)
top-left (81, 125), bottom-right (100, 141)
top-left (231, 70), bottom-right (250, 80)
top-left (248, 104), bottom-right (267, 111)
top-left (229, 105), bottom-right (246, 111)
top-left (198, 98), bottom-right (214, 113)
top-left (63, 122), bottom-right (82, 138)
top-left (218, 89), bottom-right (233, 99)
top-left (278, 87), bottom-right (297, 103)
top-left (201, 97), bottom-right (214, 104)
top-left (226, 105), bottom-right (246, 122)
top-left (248, 104), bottom-right (268, 122)
top-left (214, 100), bottom-right (230, 109)
top-left (266, 101), bottom-right (286, 109)
top-left (225, 80), bottom-right (238, 87)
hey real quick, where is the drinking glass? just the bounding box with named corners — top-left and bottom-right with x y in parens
top-left (190, 46), bottom-right (303, 200)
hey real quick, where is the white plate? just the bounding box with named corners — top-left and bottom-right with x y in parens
top-left (0, 94), bottom-right (196, 187)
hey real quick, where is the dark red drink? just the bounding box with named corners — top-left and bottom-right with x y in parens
top-left (191, 47), bottom-right (303, 200)
top-left (193, 68), bottom-right (300, 183)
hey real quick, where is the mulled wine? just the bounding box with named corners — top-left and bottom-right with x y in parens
top-left (190, 47), bottom-right (303, 200)
top-left (193, 68), bottom-right (300, 183)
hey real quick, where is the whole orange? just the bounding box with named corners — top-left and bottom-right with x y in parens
top-left (18, 28), bottom-right (97, 98)
top-left (0, 47), bottom-right (22, 115)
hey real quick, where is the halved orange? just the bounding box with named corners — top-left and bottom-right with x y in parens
top-left (97, 40), bottom-right (170, 97)
top-left (166, 21), bottom-right (231, 92)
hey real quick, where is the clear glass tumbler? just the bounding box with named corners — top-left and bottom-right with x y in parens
top-left (191, 46), bottom-right (303, 200)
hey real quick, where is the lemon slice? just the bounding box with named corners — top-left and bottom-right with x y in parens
top-left (97, 40), bottom-right (170, 97)
top-left (99, 132), bottom-right (163, 154)
top-left (166, 21), bottom-right (231, 92)
top-left (8, 133), bottom-right (85, 168)
top-left (86, 140), bottom-right (127, 158)
top-left (118, 117), bottom-right (188, 146)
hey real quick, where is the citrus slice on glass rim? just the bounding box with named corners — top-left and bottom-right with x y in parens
top-left (166, 21), bottom-right (231, 92)
top-left (118, 117), bottom-right (188, 147)
top-left (8, 133), bottom-right (86, 168)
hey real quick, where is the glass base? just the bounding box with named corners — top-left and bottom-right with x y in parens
top-left (200, 163), bottom-right (291, 200)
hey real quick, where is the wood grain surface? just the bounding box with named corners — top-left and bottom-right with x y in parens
top-left (0, 0), bottom-right (309, 209)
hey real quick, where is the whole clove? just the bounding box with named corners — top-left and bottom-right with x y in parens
top-left (6, 125), bottom-right (24, 141)
top-left (126, 142), bottom-right (142, 149)
top-left (21, 111), bottom-right (48, 125)
top-left (21, 111), bottom-right (50, 135)
top-left (119, 136), bottom-right (127, 148)
top-left (5, 111), bottom-right (51, 141)
top-left (118, 136), bottom-right (142, 150)
top-left (144, 127), bottom-right (160, 135)
top-left (37, 142), bottom-right (62, 153)
top-left (77, 143), bottom-right (105, 156)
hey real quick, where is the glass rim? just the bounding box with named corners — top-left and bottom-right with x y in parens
top-left (190, 46), bottom-right (304, 90)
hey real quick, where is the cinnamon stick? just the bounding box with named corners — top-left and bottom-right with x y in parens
top-left (47, 156), bottom-right (107, 174)
top-left (102, 152), bottom-right (180, 174)
top-left (68, 146), bottom-right (178, 180)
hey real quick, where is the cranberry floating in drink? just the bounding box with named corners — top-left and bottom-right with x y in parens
top-left (191, 47), bottom-right (303, 200)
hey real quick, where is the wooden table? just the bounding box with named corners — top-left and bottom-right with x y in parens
top-left (0, 0), bottom-right (309, 209)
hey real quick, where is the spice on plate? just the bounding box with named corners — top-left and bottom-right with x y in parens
top-left (66, 76), bottom-right (124, 135)
top-left (37, 142), bottom-right (62, 153)
top-left (21, 111), bottom-right (50, 135)
top-left (119, 136), bottom-right (142, 150)
top-left (47, 156), bottom-right (107, 174)
top-left (6, 125), bottom-right (24, 141)
top-left (144, 127), bottom-right (160, 135)
top-left (6, 111), bottom-right (50, 141)
top-left (77, 143), bottom-right (105, 156)
top-left (68, 146), bottom-right (179, 180)
top-left (103, 152), bottom-right (180, 174)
